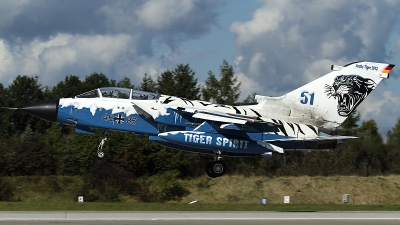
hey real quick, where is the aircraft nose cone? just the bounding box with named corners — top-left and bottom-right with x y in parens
top-left (20, 99), bottom-right (59, 122)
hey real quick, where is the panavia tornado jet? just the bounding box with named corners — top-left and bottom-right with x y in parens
top-left (14, 61), bottom-right (395, 177)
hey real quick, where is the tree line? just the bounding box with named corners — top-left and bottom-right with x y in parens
top-left (1, 60), bottom-right (400, 180)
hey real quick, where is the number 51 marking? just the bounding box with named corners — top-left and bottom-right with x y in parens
top-left (300, 91), bottom-right (315, 105)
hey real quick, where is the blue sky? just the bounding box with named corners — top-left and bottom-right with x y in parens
top-left (0, 0), bottom-right (399, 134)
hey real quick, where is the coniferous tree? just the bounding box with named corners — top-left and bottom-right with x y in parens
top-left (0, 83), bottom-right (5, 104)
top-left (237, 92), bottom-right (258, 105)
top-left (156, 64), bottom-right (200, 99)
top-left (5, 75), bottom-right (48, 135)
top-left (140, 73), bottom-right (157, 92)
top-left (219, 60), bottom-right (241, 104)
top-left (109, 79), bottom-right (117, 87)
top-left (387, 117), bottom-right (400, 147)
top-left (157, 70), bottom-right (175, 95)
top-left (81, 73), bottom-right (111, 90)
top-left (49, 75), bottom-right (82, 98)
top-left (202, 60), bottom-right (241, 105)
top-left (172, 64), bottom-right (200, 99)
top-left (335, 110), bottom-right (361, 136)
top-left (20, 124), bottom-right (33, 142)
top-left (117, 77), bottom-right (135, 89)
top-left (386, 117), bottom-right (400, 173)
top-left (358, 119), bottom-right (382, 143)
top-left (202, 71), bottom-right (219, 102)
top-left (352, 119), bottom-right (386, 176)
top-left (0, 83), bottom-right (8, 136)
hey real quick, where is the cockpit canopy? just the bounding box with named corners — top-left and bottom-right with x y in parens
top-left (75, 87), bottom-right (159, 100)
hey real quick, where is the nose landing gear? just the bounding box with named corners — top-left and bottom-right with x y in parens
top-left (97, 130), bottom-right (109, 158)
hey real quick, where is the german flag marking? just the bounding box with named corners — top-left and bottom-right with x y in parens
top-left (382, 64), bottom-right (395, 73)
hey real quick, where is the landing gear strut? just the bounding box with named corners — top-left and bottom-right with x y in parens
top-left (97, 130), bottom-right (109, 158)
top-left (206, 151), bottom-right (226, 178)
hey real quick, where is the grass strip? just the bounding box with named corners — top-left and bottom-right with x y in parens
top-left (1, 202), bottom-right (400, 211)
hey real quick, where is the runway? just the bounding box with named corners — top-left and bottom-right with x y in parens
top-left (0, 211), bottom-right (400, 225)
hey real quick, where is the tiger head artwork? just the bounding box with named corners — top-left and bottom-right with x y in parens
top-left (325, 75), bottom-right (376, 117)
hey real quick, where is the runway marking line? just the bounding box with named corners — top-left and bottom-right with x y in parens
top-left (1, 218), bottom-right (400, 221)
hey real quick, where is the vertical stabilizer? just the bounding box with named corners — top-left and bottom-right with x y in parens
top-left (254, 61), bottom-right (395, 129)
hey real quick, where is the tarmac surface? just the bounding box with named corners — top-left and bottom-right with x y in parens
top-left (0, 211), bottom-right (400, 225)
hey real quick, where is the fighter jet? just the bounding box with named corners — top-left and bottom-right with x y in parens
top-left (13, 61), bottom-right (395, 177)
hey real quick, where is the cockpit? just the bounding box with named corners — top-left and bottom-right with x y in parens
top-left (75, 87), bottom-right (159, 100)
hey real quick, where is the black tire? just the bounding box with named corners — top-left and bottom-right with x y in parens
top-left (206, 162), bottom-right (218, 178)
top-left (207, 161), bottom-right (226, 177)
top-left (211, 161), bottom-right (226, 176)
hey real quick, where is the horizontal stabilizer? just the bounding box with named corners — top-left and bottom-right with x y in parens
top-left (192, 111), bottom-right (279, 125)
top-left (265, 135), bottom-right (357, 142)
top-left (256, 141), bottom-right (284, 154)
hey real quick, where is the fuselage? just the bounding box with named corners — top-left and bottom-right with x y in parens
top-left (35, 87), bottom-right (332, 156)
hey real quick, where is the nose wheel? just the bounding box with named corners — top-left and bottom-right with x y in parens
top-left (97, 150), bottom-right (105, 158)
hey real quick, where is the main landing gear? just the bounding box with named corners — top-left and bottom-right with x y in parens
top-left (97, 130), bottom-right (109, 158)
top-left (206, 151), bottom-right (226, 178)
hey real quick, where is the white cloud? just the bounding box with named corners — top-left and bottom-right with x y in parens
top-left (303, 59), bottom-right (335, 82)
top-left (320, 38), bottom-right (346, 59)
top-left (358, 89), bottom-right (400, 134)
top-left (0, 34), bottom-right (138, 86)
top-left (235, 72), bottom-right (262, 99)
top-left (230, 0), bottom-right (285, 47)
top-left (360, 91), bottom-right (396, 118)
top-left (136, 0), bottom-right (195, 30)
top-left (29, 33), bottom-right (72, 60)
top-left (248, 52), bottom-right (266, 76)
top-left (0, 40), bottom-right (14, 84)
top-left (234, 54), bottom-right (243, 66)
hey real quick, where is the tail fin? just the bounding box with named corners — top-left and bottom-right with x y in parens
top-left (255, 61), bottom-right (395, 129)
